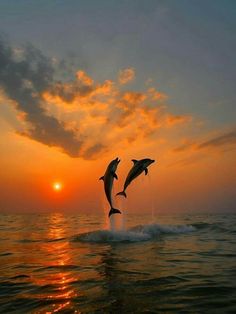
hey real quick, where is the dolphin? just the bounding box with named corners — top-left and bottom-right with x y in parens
top-left (99, 157), bottom-right (122, 217)
top-left (116, 158), bottom-right (155, 198)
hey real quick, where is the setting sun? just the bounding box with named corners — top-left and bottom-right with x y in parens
top-left (53, 182), bottom-right (63, 192)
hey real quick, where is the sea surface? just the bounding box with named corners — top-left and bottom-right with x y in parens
top-left (0, 212), bottom-right (235, 313)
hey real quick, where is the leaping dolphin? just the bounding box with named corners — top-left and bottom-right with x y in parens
top-left (99, 157), bottom-right (121, 217)
top-left (116, 158), bottom-right (155, 198)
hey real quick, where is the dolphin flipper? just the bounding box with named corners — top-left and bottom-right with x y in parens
top-left (116, 191), bottom-right (127, 198)
top-left (99, 176), bottom-right (104, 181)
top-left (109, 207), bottom-right (121, 217)
top-left (144, 168), bottom-right (148, 175)
top-left (132, 159), bottom-right (138, 164)
top-left (113, 172), bottom-right (118, 180)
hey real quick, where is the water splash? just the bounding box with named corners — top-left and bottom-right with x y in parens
top-left (74, 223), bottom-right (196, 243)
top-left (147, 173), bottom-right (156, 222)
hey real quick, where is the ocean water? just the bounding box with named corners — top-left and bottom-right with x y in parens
top-left (0, 212), bottom-right (235, 313)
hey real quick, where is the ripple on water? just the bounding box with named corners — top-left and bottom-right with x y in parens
top-left (0, 213), bottom-right (235, 313)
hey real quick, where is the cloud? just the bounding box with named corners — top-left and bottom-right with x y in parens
top-left (0, 37), bottom-right (191, 159)
top-left (165, 114), bottom-right (192, 126)
top-left (82, 143), bottom-right (107, 160)
top-left (198, 129), bottom-right (236, 149)
top-left (118, 68), bottom-right (135, 85)
top-left (173, 128), bottom-right (236, 154)
top-left (0, 37), bottom-right (83, 157)
top-left (173, 140), bottom-right (195, 152)
top-left (148, 87), bottom-right (167, 101)
top-left (76, 70), bottom-right (94, 86)
top-left (168, 154), bottom-right (206, 167)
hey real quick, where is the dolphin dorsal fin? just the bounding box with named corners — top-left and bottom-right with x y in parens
top-left (132, 159), bottom-right (138, 164)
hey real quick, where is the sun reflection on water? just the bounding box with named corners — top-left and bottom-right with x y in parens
top-left (33, 213), bottom-right (80, 313)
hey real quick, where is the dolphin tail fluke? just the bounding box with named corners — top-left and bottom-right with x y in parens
top-left (116, 191), bottom-right (127, 198)
top-left (109, 208), bottom-right (121, 217)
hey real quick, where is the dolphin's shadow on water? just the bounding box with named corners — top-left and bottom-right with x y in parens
top-left (98, 247), bottom-right (127, 312)
top-left (93, 240), bottom-right (172, 313)
top-left (71, 222), bottom-right (197, 312)
top-left (69, 220), bottom-right (199, 312)
top-left (96, 243), bottom-right (150, 313)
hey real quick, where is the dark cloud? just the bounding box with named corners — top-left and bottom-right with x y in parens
top-left (173, 142), bottom-right (194, 152)
top-left (83, 143), bottom-right (107, 160)
top-left (49, 81), bottom-right (93, 103)
top-left (168, 154), bottom-right (206, 167)
top-left (198, 129), bottom-right (236, 149)
top-left (0, 37), bottom-right (83, 157)
top-left (1, 37), bottom-right (190, 159)
top-left (173, 129), bottom-right (236, 154)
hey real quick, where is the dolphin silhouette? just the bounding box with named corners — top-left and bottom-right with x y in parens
top-left (99, 157), bottom-right (121, 217)
top-left (116, 158), bottom-right (155, 198)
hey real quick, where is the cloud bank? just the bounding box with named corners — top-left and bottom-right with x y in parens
top-left (171, 128), bottom-right (236, 167)
top-left (0, 37), bottom-right (83, 157)
top-left (174, 129), bottom-right (236, 153)
top-left (0, 37), bottom-right (191, 159)
top-left (198, 129), bottom-right (236, 149)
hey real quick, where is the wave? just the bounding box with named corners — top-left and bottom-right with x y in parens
top-left (130, 223), bottom-right (195, 235)
top-left (16, 237), bottom-right (66, 243)
top-left (191, 222), bottom-right (233, 233)
top-left (73, 230), bottom-right (150, 243)
top-left (189, 222), bottom-right (211, 229)
top-left (34, 264), bottom-right (81, 272)
top-left (0, 252), bottom-right (13, 257)
top-left (72, 223), bottom-right (196, 243)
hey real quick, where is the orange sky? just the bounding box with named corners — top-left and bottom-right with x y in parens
top-left (0, 68), bottom-right (235, 214)
top-left (0, 36), bottom-right (236, 215)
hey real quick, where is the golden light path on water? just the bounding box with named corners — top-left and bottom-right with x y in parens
top-left (0, 213), bottom-right (235, 312)
top-left (32, 213), bottom-right (79, 313)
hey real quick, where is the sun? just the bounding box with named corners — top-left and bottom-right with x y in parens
top-left (53, 182), bottom-right (63, 192)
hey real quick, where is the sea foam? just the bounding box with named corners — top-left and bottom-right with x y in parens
top-left (73, 223), bottom-right (196, 243)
